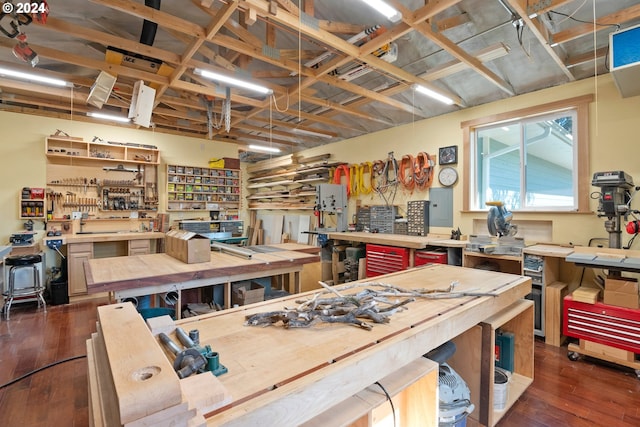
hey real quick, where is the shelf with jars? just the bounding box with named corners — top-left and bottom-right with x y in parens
top-left (166, 164), bottom-right (240, 211)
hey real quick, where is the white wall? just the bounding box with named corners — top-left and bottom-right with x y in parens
top-left (296, 74), bottom-right (640, 246)
top-left (2, 73), bottom-right (640, 249)
top-left (0, 111), bottom-right (240, 243)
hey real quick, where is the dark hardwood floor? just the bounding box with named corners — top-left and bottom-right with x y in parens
top-left (1, 299), bottom-right (639, 427)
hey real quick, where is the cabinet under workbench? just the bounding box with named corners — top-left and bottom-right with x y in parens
top-left (45, 232), bottom-right (165, 297)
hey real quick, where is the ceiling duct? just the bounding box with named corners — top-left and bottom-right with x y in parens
top-left (140, 0), bottom-right (161, 46)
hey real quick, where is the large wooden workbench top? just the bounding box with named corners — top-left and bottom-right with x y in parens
top-left (92, 264), bottom-right (531, 426)
top-left (327, 231), bottom-right (468, 248)
top-left (85, 249), bottom-right (319, 294)
top-left (43, 231), bottom-right (165, 245)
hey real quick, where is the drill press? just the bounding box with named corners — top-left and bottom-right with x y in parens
top-left (591, 171), bottom-right (635, 249)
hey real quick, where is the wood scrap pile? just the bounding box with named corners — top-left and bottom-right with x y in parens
top-left (245, 281), bottom-right (496, 331)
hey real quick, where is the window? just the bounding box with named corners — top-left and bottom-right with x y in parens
top-left (461, 95), bottom-right (592, 212)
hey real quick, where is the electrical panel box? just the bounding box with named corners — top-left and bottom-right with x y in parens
top-left (429, 188), bottom-right (453, 227)
top-left (610, 24), bottom-right (640, 98)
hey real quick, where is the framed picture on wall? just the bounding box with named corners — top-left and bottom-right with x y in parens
top-left (439, 145), bottom-right (458, 165)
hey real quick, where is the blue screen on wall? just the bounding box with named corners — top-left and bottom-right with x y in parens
top-left (612, 25), bottom-right (640, 69)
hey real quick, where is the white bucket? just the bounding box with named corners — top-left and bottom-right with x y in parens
top-left (493, 369), bottom-right (509, 411)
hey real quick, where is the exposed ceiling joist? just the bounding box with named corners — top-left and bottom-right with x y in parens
top-left (0, 0), bottom-right (636, 155)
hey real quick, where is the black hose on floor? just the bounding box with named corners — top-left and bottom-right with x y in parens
top-left (0, 355), bottom-right (87, 390)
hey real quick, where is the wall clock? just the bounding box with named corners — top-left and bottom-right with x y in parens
top-left (438, 167), bottom-right (458, 187)
top-left (438, 145), bottom-right (458, 165)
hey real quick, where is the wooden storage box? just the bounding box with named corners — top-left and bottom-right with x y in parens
top-left (571, 286), bottom-right (600, 304)
top-left (223, 157), bottom-right (240, 169)
top-left (165, 230), bottom-right (210, 264)
top-left (232, 281), bottom-right (265, 306)
top-left (604, 276), bottom-right (639, 309)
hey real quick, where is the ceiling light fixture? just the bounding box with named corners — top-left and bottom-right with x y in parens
top-left (193, 68), bottom-right (273, 95)
top-left (357, 0), bottom-right (402, 23)
top-left (291, 128), bottom-right (334, 139)
top-left (413, 84), bottom-right (454, 105)
top-left (248, 144), bottom-right (280, 153)
top-left (87, 112), bottom-right (131, 123)
top-left (0, 67), bottom-right (71, 87)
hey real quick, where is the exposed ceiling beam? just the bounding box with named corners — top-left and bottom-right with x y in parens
top-left (505, 0), bottom-right (575, 81)
top-left (242, 0), bottom-right (464, 106)
top-left (35, 18), bottom-right (182, 65)
top-left (549, 4), bottom-right (640, 46)
top-left (153, 1), bottom-right (239, 102)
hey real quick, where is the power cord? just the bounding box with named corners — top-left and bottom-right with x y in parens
top-left (374, 381), bottom-right (397, 427)
top-left (0, 355), bottom-right (87, 390)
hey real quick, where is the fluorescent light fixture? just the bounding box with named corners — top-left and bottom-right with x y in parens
top-left (87, 111), bottom-right (131, 123)
top-left (0, 67), bottom-right (71, 87)
top-left (248, 144), bottom-right (280, 153)
top-left (413, 84), bottom-right (454, 105)
top-left (193, 68), bottom-right (273, 95)
top-left (357, 0), bottom-right (402, 23)
top-left (292, 127), bottom-right (334, 139)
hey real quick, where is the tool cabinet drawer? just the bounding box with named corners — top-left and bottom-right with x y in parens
top-left (128, 239), bottom-right (151, 255)
top-left (365, 244), bottom-right (409, 277)
top-left (68, 242), bottom-right (94, 255)
top-left (563, 295), bottom-right (640, 353)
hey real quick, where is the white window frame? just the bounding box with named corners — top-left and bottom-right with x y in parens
top-left (461, 95), bottom-right (593, 213)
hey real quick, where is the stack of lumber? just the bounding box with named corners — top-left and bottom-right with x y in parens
top-left (86, 303), bottom-right (230, 427)
top-left (246, 153), bottom-right (339, 210)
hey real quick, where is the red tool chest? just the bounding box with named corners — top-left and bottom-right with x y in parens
top-left (414, 250), bottom-right (448, 266)
top-left (365, 244), bottom-right (409, 277)
top-left (563, 295), bottom-right (640, 353)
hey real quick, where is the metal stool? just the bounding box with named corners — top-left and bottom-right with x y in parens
top-left (2, 254), bottom-right (46, 319)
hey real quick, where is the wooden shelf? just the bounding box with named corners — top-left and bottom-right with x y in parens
top-left (45, 136), bottom-right (160, 218)
top-left (20, 197), bottom-right (46, 219)
top-left (248, 192), bottom-right (317, 200)
top-left (46, 137), bottom-right (159, 165)
top-left (483, 299), bottom-right (534, 427)
top-left (463, 250), bottom-right (522, 275)
top-left (246, 153), bottom-right (336, 212)
top-left (450, 299), bottom-right (534, 427)
top-left (302, 357), bottom-right (438, 426)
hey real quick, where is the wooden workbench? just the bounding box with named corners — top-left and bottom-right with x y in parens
top-left (43, 231), bottom-right (165, 245)
top-left (84, 249), bottom-right (320, 311)
top-left (326, 231), bottom-right (468, 249)
top-left (327, 231), bottom-right (467, 269)
top-left (88, 264), bottom-right (533, 426)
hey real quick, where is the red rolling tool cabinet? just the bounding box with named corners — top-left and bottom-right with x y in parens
top-left (365, 244), bottom-right (409, 277)
top-left (563, 295), bottom-right (640, 354)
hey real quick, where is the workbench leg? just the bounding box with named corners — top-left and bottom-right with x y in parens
top-left (293, 271), bottom-right (300, 294)
top-left (286, 272), bottom-right (296, 293)
top-left (175, 291), bottom-right (182, 320)
top-left (332, 251), bottom-right (339, 284)
top-left (224, 281), bottom-right (231, 309)
top-left (409, 248), bottom-right (416, 268)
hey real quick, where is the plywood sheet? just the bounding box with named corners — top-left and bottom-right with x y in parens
top-left (297, 215), bottom-right (311, 244)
